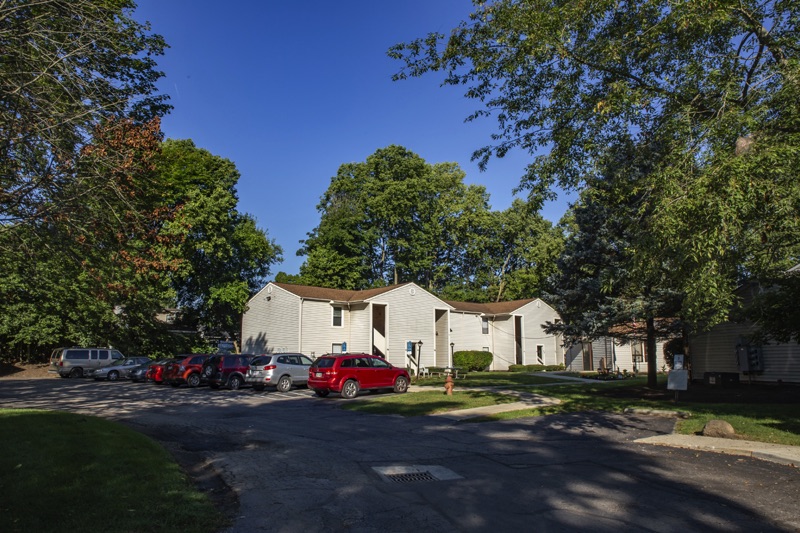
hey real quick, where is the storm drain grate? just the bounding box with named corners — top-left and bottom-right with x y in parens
top-left (385, 471), bottom-right (439, 483)
top-left (373, 465), bottom-right (463, 484)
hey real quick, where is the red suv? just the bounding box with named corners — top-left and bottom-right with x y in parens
top-left (146, 355), bottom-right (189, 384)
top-left (165, 354), bottom-right (211, 388)
top-left (307, 353), bottom-right (410, 399)
top-left (202, 354), bottom-right (253, 390)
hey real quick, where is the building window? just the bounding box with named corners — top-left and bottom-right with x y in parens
top-left (481, 317), bottom-right (489, 335)
top-left (537, 345), bottom-right (544, 365)
top-left (632, 341), bottom-right (645, 362)
top-left (332, 306), bottom-right (343, 327)
top-left (332, 343), bottom-right (343, 354)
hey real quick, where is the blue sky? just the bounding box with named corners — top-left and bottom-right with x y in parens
top-left (133, 1), bottom-right (570, 275)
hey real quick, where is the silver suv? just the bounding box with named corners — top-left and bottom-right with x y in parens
top-left (245, 353), bottom-right (314, 392)
top-left (49, 347), bottom-right (125, 378)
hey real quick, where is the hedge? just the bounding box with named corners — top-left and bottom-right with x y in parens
top-left (508, 364), bottom-right (566, 373)
top-left (453, 350), bottom-right (493, 371)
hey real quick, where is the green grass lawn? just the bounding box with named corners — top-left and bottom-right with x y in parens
top-left (342, 389), bottom-right (521, 416)
top-left (0, 409), bottom-right (225, 533)
top-left (672, 403), bottom-right (800, 445)
top-left (344, 375), bottom-right (800, 446)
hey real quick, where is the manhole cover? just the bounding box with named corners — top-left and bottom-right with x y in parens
top-left (385, 472), bottom-right (439, 483)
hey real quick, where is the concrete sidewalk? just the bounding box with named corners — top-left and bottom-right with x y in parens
top-left (427, 393), bottom-right (562, 420)
top-left (633, 433), bottom-right (800, 466)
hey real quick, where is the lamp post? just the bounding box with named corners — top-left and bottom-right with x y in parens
top-left (415, 340), bottom-right (423, 382)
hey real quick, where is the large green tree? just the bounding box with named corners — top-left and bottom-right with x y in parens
top-left (485, 199), bottom-right (564, 302)
top-left (546, 140), bottom-right (685, 386)
top-left (436, 198), bottom-right (564, 303)
top-left (156, 139), bottom-right (283, 341)
top-left (391, 0), bottom-right (800, 337)
top-left (0, 1), bottom-right (174, 358)
top-left (298, 145), bottom-right (491, 291)
top-left (0, 118), bottom-right (180, 358)
top-left (0, 0), bottom-right (170, 232)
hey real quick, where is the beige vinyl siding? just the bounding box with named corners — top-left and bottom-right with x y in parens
top-left (347, 302), bottom-right (372, 353)
top-left (563, 337), bottom-right (667, 373)
top-left (241, 284), bottom-right (300, 354)
top-left (490, 317), bottom-right (516, 370)
top-left (449, 312), bottom-right (487, 357)
top-left (515, 300), bottom-right (562, 367)
top-left (368, 284), bottom-right (445, 369)
top-left (691, 321), bottom-right (800, 383)
top-left (300, 299), bottom-right (349, 357)
top-left (613, 343), bottom-right (635, 372)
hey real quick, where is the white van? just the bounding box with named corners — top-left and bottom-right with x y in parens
top-left (49, 347), bottom-right (125, 378)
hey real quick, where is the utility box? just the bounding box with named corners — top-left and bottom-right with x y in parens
top-left (736, 340), bottom-right (764, 373)
top-left (704, 372), bottom-right (740, 387)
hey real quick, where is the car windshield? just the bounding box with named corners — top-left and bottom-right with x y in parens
top-left (311, 358), bottom-right (335, 368)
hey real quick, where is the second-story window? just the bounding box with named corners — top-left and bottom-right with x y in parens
top-left (332, 306), bottom-right (343, 327)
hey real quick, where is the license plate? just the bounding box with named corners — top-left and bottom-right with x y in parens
top-left (315, 372), bottom-right (323, 378)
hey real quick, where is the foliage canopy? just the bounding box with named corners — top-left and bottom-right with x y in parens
top-left (391, 0), bottom-right (800, 340)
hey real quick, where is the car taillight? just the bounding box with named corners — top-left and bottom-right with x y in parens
top-left (263, 365), bottom-right (276, 371)
top-left (59, 362), bottom-right (63, 367)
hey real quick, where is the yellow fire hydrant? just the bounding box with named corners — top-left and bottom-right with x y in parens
top-left (444, 373), bottom-right (454, 396)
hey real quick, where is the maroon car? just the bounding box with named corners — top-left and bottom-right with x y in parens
top-left (307, 353), bottom-right (410, 399)
top-left (164, 354), bottom-right (211, 388)
top-left (201, 354), bottom-right (253, 390)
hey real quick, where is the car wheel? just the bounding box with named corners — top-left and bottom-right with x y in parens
top-left (186, 373), bottom-right (201, 388)
top-left (393, 376), bottom-right (409, 393)
top-left (203, 366), bottom-right (214, 378)
top-left (276, 375), bottom-right (292, 393)
top-left (228, 375), bottom-right (243, 390)
top-left (69, 368), bottom-right (83, 378)
top-left (253, 384), bottom-right (265, 392)
top-left (108, 370), bottom-right (119, 382)
top-left (341, 380), bottom-right (359, 399)
top-left (314, 389), bottom-right (330, 397)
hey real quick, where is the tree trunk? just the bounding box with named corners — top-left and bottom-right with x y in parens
top-left (646, 316), bottom-right (658, 388)
top-left (495, 252), bottom-right (512, 302)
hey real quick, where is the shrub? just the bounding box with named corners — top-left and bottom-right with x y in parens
top-left (508, 364), bottom-right (566, 372)
top-left (453, 350), bottom-right (493, 371)
top-left (663, 337), bottom-right (687, 369)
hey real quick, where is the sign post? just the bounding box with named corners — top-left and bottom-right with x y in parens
top-left (667, 356), bottom-right (688, 403)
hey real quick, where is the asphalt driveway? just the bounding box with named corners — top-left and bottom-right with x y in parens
top-left (1, 379), bottom-right (798, 532)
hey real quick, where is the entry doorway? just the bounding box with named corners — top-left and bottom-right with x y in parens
top-left (372, 304), bottom-right (386, 357)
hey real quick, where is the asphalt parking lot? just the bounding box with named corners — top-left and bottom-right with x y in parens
top-left (1, 379), bottom-right (798, 532)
